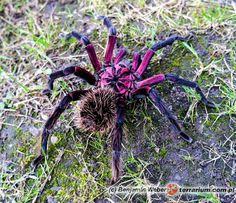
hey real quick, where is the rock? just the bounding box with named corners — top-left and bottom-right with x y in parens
top-left (29, 126), bottom-right (40, 137)
top-left (51, 136), bottom-right (58, 144)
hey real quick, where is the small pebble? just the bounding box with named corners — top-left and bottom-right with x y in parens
top-left (51, 136), bottom-right (58, 144)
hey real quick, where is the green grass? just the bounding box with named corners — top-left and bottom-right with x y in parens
top-left (194, 193), bottom-right (221, 203)
top-left (0, 0), bottom-right (235, 202)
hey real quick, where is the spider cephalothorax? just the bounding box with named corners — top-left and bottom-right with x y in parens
top-left (32, 16), bottom-right (215, 184)
top-left (74, 87), bottom-right (117, 133)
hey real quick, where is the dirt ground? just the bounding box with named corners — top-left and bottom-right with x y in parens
top-left (0, 0), bottom-right (235, 202)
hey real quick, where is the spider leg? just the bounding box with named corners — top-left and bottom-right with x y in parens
top-left (111, 99), bottom-right (125, 184)
top-left (165, 74), bottom-right (216, 108)
top-left (114, 48), bottom-right (127, 65)
top-left (98, 16), bottom-right (117, 66)
top-left (31, 90), bottom-right (88, 168)
top-left (42, 66), bottom-right (96, 95)
top-left (65, 32), bottom-right (101, 72)
top-left (131, 86), bottom-right (151, 99)
top-left (136, 73), bottom-right (215, 108)
top-left (136, 74), bottom-right (165, 88)
top-left (149, 89), bottom-right (193, 143)
top-left (131, 52), bottom-right (141, 72)
top-left (131, 87), bottom-right (192, 143)
top-left (136, 35), bottom-right (191, 77)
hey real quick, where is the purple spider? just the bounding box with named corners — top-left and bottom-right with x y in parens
top-left (32, 16), bottom-right (215, 184)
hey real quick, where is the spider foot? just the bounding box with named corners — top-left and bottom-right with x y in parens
top-left (58, 32), bottom-right (66, 39)
top-left (110, 178), bottom-right (117, 185)
top-left (178, 33), bottom-right (194, 42)
top-left (179, 132), bottom-right (193, 143)
top-left (96, 15), bottom-right (106, 21)
top-left (60, 31), bottom-right (89, 44)
top-left (59, 32), bottom-right (77, 40)
top-left (185, 32), bottom-right (195, 41)
top-left (42, 88), bottom-right (52, 96)
top-left (201, 98), bottom-right (216, 108)
top-left (97, 15), bottom-right (116, 36)
top-left (59, 32), bottom-right (77, 41)
top-left (31, 155), bottom-right (44, 169)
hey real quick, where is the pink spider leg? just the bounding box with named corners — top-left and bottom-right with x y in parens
top-left (136, 74), bottom-right (165, 88)
top-left (32, 90), bottom-right (88, 168)
top-left (136, 73), bottom-right (215, 107)
top-left (111, 99), bottom-right (125, 184)
top-left (136, 35), bottom-right (191, 77)
top-left (65, 32), bottom-right (101, 72)
top-left (131, 87), bottom-right (193, 143)
top-left (98, 16), bottom-right (117, 66)
top-left (42, 65), bottom-right (96, 95)
top-left (131, 52), bottom-right (141, 72)
top-left (114, 48), bottom-right (127, 65)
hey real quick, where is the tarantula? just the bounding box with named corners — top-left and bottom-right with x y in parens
top-left (32, 16), bottom-right (215, 184)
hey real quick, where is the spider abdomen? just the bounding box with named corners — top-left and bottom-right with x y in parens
top-left (74, 88), bottom-right (117, 133)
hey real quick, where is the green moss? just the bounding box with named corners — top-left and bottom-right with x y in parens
top-left (158, 146), bottom-right (167, 158)
top-left (38, 132), bottom-right (111, 202)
